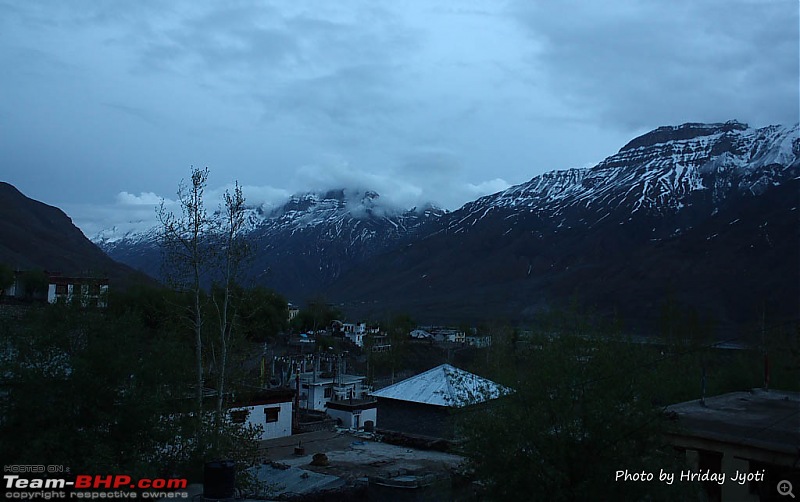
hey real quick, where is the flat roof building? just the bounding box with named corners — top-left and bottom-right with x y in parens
top-left (666, 389), bottom-right (800, 502)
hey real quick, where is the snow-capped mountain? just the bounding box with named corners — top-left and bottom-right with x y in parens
top-left (96, 120), bottom-right (798, 330)
top-left (96, 188), bottom-right (445, 300)
top-left (441, 121), bottom-right (797, 235)
top-left (330, 121), bottom-right (799, 329)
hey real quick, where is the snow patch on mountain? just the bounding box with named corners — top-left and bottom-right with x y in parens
top-left (445, 122), bottom-right (798, 233)
top-left (93, 187), bottom-right (445, 253)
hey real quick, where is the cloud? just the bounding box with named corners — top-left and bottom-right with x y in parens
top-left (511, 0), bottom-right (799, 129)
top-left (465, 178), bottom-right (510, 197)
top-left (293, 160), bottom-right (423, 209)
top-left (116, 191), bottom-right (165, 205)
top-left (206, 184), bottom-right (292, 211)
top-left (71, 182), bottom-right (291, 238)
top-left (3, 0), bottom-right (795, 241)
top-left (288, 151), bottom-right (511, 213)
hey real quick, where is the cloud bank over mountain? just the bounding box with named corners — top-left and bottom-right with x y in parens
top-left (1, 0), bottom-right (796, 236)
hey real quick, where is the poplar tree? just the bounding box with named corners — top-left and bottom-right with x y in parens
top-left (158, 166), bottom-right (211, 418)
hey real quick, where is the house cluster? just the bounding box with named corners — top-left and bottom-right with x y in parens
top-left (333, 320), bottom-right (381, 348)
top-left (285, 315), bottom-right (494, 353)
top-left (228, 358), bottom-right (509, 445)
top-left (1, 270), bottom-right (108, 308)
top-left (287, 320), bottom-right (392, 352)
top-left (410, 326), bottom-right (492, 348)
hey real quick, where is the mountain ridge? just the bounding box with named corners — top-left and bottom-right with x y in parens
top-left (327, 121), bottom-right (799, 329)
top-left (0, 182), bottom-right (151, 287)
top-left (93, 120), bottom-right (798, 330)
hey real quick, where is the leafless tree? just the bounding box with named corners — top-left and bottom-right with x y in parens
top-left (212, 182), bottom-right (250, 432)
top-left (158, 166), bottom-right (211, 417)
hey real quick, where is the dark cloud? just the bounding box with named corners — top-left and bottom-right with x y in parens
top-left (0, 0), bottom-right (795, 236)
top-left (512, 0), bottom-right (799, 129)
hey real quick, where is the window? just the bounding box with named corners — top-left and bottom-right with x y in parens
top-left (324, 387), bottom-right (333, 398)
top-left (265, 407), bottom-right (279, 423)
top-left (230, 410), bottom-right (249, 424)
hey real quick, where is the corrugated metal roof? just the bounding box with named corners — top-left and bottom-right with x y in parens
top-left (370, 364), bottom-right (508, 408)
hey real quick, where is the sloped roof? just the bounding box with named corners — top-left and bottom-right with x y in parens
top-left (370, 364), bottom-right (508, 408)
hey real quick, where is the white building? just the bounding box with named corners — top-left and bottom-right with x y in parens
top-left (342, 322), bottom-right (367, 347)
top-left (326, 399), bottom-right (378, 431)
top-left (298, 372), bottom-right (371, 412)
top-left (287, 303), bottom-right (299, 321)
top-left (228, 389), bottom-right (295, 441)
top-left (48, 276), bottom-right (109, 307)
top-left (410, 329), bottom-right (433, 340)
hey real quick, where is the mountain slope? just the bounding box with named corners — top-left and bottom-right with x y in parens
top-left (94, 120), bottom-right (798, 330)
top-left (0, 182), bottom-right (148, 286)
top-left (329, 121), bottom-right (799, 330)
top-left (97, 189), bottom-right (445, 300)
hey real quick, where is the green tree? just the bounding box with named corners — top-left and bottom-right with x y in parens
top-left (382, 313), bottom-right (414, 382)
top-left (291, 297), bottom-right (341, 332)
top-left (461, 328), bottom-right (700, 501)
top-left (237, 286), bottom-right (289, 342)
top-left (0, 303), bottom-right (193, 476)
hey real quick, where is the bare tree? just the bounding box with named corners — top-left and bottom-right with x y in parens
top-left (158, 166), bottom-right (211, 417)
top-left (212, 182), bottom-right (250, 433)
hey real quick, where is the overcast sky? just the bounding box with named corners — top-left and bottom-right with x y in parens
top-left (1, 0), bottom-right (797, 237)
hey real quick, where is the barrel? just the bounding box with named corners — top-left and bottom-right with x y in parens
top-left (203, 460), bottom-right (235, 499)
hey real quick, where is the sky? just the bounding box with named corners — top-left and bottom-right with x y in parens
top-left (1, 0), bottom-right (797, 238)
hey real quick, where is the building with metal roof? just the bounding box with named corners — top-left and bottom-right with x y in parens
top-left (370, 364), bottom-right (509, 440)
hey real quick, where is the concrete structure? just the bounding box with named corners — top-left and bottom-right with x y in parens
top-left (229, 388), bottom-right (295, 441)
top-left (287, 303), bottom-right (299, 321)
top-left (47, 275), bottom-right (109, 307)
top-left (414, 327), bottom-right (466, 343)
top-left (368, 335), bottom-right (392, 353)
top-left (666, 389), bottom-right (800, 502)
top-left (4, 271), bottom-right (108, 307)
top-left (326, 399), bottom-right (378, 431)
top-left (299, 371), bottom-right (371, 412)
top-left (466, 335), bottom-right (492, 348)
top-left (251, 430), bottom-right (466, 500)
top-left (410, 329), bottom-right (433, 340)
top-left (370, 364), bottom-right (508, 439)
top-left (342, 322), bottom-right (371, 347)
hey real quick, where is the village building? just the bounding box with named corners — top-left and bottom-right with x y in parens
top-left (466, 335), bottom-right (492, 348)
top-left (370, 364), bottom-right (508, 440)
top-left (298, 371), bottom-right (371, 413)
top-left (228, 388), bottom-right (295, 441)
top-left (666, 389), bottom-right (800, 502)
top-left (287, 303), bottom-right (299, 321)
top-left (368, 334), bottom-right (391, 353)
top-left (412, 327), bottom-right (466, 343)
top-left (325, 399), bottom-right (378, 431)
top-left (340, 322), bottom-right (382, 347)
top-left (3, 271), bottom-right (108, 307)
top-left (48, 275), bottom-right (109, 307)
top-left (410, 329), bottom-right (433, 340)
